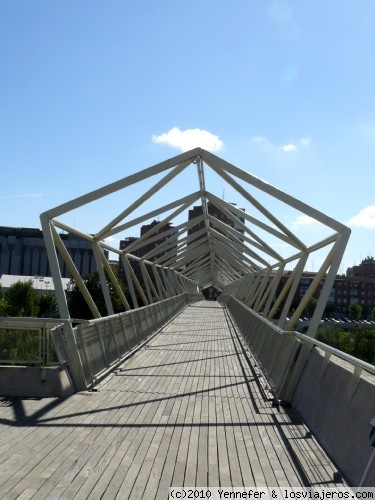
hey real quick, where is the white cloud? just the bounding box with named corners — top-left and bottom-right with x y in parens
top-left (347, 206), bottom-right (375, 228)
top-left (152, 127), bottom-right (223, 153)
top-left (293, 215), bottom-right (317, 227)
top-left (252, 135), bottom-right (267, 144)
top-left (300, 137), bottom-right (311, 147)
top-left (281, 143), bottom-right (297, 153)
top-left (252, 135), bottom-right (311, 154)
top-left (251, 136), bottom-right (275, 151)
top-left (280, 137), bottom-right (310, 153)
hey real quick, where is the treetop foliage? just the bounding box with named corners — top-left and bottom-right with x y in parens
top-left (0, 280), bottom-right (59, 318)
top-left (317, 326), bottom-right (375, 365)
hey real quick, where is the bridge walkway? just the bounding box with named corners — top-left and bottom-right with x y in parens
top-left (0, 301), bottom-right (347, 499)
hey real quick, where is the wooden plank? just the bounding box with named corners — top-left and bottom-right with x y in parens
top-left (183, 396), bottom-right (202, 486)
top-left (222, 392), bottom-right (243, 487)
top-left (92, 395), bottom-right (169, 499)
top-left (215, 392), bottom-right (232, 486)
top-left (167, 329), bottom-right (204, 488)
top-left (72, 392), bottom-right (160, 499)
top-left (271, 409), bottom-right (344, 486)
top-left (23, 391), bottom-right (125, 496)
top-left (40, 390), bottom-right (141, 499)
top-left (126, 342), bottom-right (187, 497)
top-left (195, 372), bottom-right (209, 487)
top-left (0, 395), bottom-right (85, 460)
top-left (0, 300), bottom-right (353, 498)
top-left (138, 395), bottom-right (183, 500)
top-left (0, 393), bottom-right (108, 496)
top-left (207, 392), bottom-right (220, 487)
top-left (170, 395), bottom-right (195, 486)
top-left (142, 396), bottom-right (188, 499)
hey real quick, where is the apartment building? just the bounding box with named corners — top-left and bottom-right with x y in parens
top-left (281, 257), bottom-right (375, 318)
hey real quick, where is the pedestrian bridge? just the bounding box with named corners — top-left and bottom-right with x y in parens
top-left (1, 149), bottom-right (374, 494)
top-left (1, 301), bottom-right (371, 498)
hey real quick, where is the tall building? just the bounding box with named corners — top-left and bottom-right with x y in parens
top-left (118, 221), bottom-right (177, 284)
top-left (187, 202), bottom-right (245, 237)
top-left (139, 220), bottom-right (177, 260)
top-left (119, 237), bottom-right (140, 283)
top-left (0, 226), bottom-right (101, 279)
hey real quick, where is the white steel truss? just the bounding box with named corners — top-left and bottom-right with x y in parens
top-left (41, 148), bottom-right (350, 338)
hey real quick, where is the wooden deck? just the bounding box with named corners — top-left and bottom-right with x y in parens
top-left (0, 301), bottom-right (347, 499)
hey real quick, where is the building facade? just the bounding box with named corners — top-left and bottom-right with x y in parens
top-left (346, 256), bottom-right (375, 278)
top-left (0, 274), bottom-right (71, 294)
top-left (0, 226), bottom-right (100, 279)
top-left (279, 257), bottom-right (375, 318)
top-left (187, 202), bottom-right (245, 236)
top-left (333, 275), bottom-right (375, 315)
top-left (118, 221), bottom-right (177, 284)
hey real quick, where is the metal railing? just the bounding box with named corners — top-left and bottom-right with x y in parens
top-left (51, 292), bottom-right (203, 390)
top-left (0, 318), bottom-right (66, 367)
top-left (220, 294), bottom-right (375, 399)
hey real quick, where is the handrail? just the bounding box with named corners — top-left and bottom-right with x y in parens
top-left (0, 317), bottom-right (89, 329)
top-left (0, 317), bottom-right (65, 366)
top-left (290, 329), bottom-right (375, 376)
top-left (226, 294), bottom-right (375, 377)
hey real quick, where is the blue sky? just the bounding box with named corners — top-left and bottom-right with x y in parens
top-left (1, 0), bottom-right (375, 274)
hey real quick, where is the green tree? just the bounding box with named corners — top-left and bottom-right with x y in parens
top-left (316, 328), bottom-right (354, 354)
top-left (303, 298), bottom-right (317, 318)
top-left (38, 293), bottom-right (59, 318)
top-left (348, 302), bottom-right (362, 320)
top-left (315, 324), bottom-right (375, 366)
top-left (66, 271), bottom-right (126, 319)
top-left (6, 281), bottom-right (39, 317)
top-left (324, 303), bottom-right (336, 317)
top-left (351, 329), bottom-right (375, 365)
top-left (0, 329), bottom-right (41, 363)
top-left (0, 285), bottom-right (7, 315)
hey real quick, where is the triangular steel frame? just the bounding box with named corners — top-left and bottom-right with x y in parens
top-left (41, 148), bottom-right (350, 338)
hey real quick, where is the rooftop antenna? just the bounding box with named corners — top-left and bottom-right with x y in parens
top-left (222, 188), bottom-right (225, 201)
